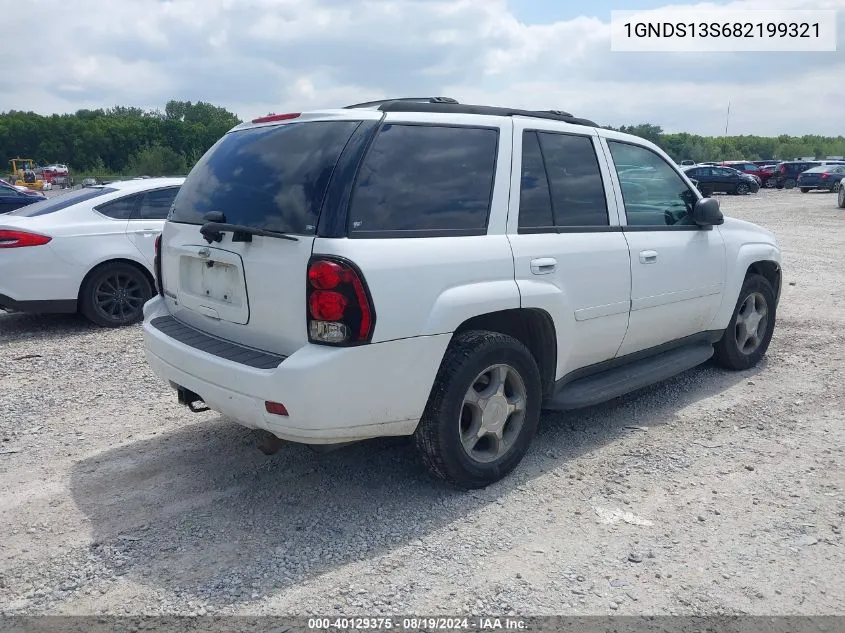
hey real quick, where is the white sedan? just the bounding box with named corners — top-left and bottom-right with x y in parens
top-left (0, 177), bottom-right (184, 326)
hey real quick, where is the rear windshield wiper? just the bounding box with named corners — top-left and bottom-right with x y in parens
top-left (200, 222), bottom-right (299, 244)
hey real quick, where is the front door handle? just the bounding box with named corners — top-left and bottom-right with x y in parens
top-left (639, 250), bottom-right (658, 264)
top-left (530, 257), bottom-right (557, 275)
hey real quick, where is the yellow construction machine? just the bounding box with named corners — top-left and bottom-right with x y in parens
top-left (8, 158), bottom-right (45, 191)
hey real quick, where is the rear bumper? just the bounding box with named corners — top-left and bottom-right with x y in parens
top-left (142, 297), bottom-right (451, 444)
top-left (0, 294), bottom-right (76, 313)
top-left (0, 245), bottom-right (82, 312)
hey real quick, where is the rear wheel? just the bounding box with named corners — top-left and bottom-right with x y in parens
top-left (831, 181), bottom-right (840, 193)
top-left (838, 184), bottom-right (845, 208)
top-left (784, 178), bottom-right (796, 189)
top-left (714, 274), bottom-right (776, 371)
top-left (80, 262), bottom-right (152, 327)
top-left (800, 187), bottom-right (810, 193)
top-left (414, 330), bottom-right (541, 489)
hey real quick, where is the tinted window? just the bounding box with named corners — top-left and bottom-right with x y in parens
top-left (518, 131), bottom-right (554, 230)
top-left (537, 132), bottom-right (608, 227)
top-left (0, 184), bottom-right (23, 197)
top-left (348, 124), bottom-right (498, 234)
top-left (96, 193), bottom-right (141, 219)
top-left (6, 187), bottom-right (117, 217)
top-left (136, 187), bottom-right (180, 220)
top-left (608, 141), bottom-right (697, 227)
top-left (170, 121), bottom-right (360, 234)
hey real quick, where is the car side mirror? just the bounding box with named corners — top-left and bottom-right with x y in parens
top-left (693, 197), bottom-right (724, 227)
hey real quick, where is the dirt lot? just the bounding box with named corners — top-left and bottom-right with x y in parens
top-left (0, 188), bottom-right (843, 617)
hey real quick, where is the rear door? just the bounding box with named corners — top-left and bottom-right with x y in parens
top-left (126, 186), bottom-right (179, 266)
top-left (507, 121), bottom-right (631, 376)
top-left (160, 115), bottom-right (373, 356)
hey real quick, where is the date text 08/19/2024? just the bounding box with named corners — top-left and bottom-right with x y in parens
top-left (307, 617), bottom-right (527, 630)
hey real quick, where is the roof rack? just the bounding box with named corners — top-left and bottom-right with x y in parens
top-left (375, 101), bottom-right (598, 127)
top-left (343, 97), bottom-right (459, 109)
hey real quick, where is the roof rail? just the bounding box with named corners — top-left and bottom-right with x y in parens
top-left (344, 96), bottom-right (459, 109)
top-left (376, 101), bottom-right (598, 127)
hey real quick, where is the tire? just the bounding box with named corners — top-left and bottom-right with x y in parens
top-left (713, 274), bottom-right (777, 371)
top-left (80, 262), bottom-right (152, 327)
top-left (414, 330), bottom-right (542, 489)
top-left (784, 178), bottom-right (796, 189)
top-left (831, 181), bottom-right (840, 193)
top-left (800, 187), bottom-right (810, 193)
top-left (736, 183), bottom-right (749, 195)
top-left (838, 184), bottom-right (845, 208)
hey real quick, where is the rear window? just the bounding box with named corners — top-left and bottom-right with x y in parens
top-left (168, 120), bottom-right (361, 234)
top-left (348, 123), bottom-right (498, 236)
top-left (7, 187), bottom-right (117, 217)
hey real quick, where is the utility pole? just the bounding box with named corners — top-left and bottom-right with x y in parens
top-left (724, 101), bottom-right (731, 136)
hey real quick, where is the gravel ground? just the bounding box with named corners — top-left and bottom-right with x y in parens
top-left (0, 188), bottom-right (843, 617)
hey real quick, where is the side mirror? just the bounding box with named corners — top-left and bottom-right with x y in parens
top-left (693, 197), bottom-right (724, 226)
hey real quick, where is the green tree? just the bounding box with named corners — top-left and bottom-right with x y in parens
top-left (126, 144), bottom-right (188, 177)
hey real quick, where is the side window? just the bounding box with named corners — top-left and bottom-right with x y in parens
top-left (607, 141), bottom-right (697, 227)
top-left (517, 131), bottom-right (554, 230)
top-left (348, 124), bottom-right (498, 235)
top-left (136, 187), bottom-right (179, 220)
top-left (95, 193), bottom-right (142, 220)
top-left (537, 132), bottom-right (608, 227)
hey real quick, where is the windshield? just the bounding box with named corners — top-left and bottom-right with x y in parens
top-left (169, 120), bottom-right (361, 234)
top-left (6, 187), bottom-right (117, 217)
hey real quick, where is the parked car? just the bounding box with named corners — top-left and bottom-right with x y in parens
top-left (0, 181), bottom-right (46, 213)
top-left (771, 160), bottom-right (845, 189)
top-left (797, 165), bottom-right (845, 193)
top-left (752, 160), bottom-right (780, 167)
top-left (0, 177), bottom-right (184, 326)
top-left (682, 165), bottom-right (760, 195)
top-left (679, 160), bottom-right (695, 166)
top-left (720, 161), bottom-right (772, 186)
top-left (141, 98), bottom-right (782, 488)
top-left (81, 178), bottom-right (98, 187)
top-left (759, 164), bottom-right (779, 187)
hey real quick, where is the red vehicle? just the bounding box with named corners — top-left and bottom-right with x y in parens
top-left (720, 161), bottom-right (773, 186)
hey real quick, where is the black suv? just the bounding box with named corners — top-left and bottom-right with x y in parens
top-left (770, 161), bottom-right (821, 189)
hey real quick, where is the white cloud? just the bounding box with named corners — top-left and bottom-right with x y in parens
top-left (3, 0), bottom-right (844, 135)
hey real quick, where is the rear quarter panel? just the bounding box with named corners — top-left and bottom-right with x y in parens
top-left (313, 113), bottom-right (519, 343)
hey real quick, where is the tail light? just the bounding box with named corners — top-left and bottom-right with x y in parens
top-left (154, 234), bottom-right (164, 296)
top-left (252, 112), bottom-right (300, 124)
top-left (780, 165), bottom-right (786, 174)
top-left (0, 229), bottom-right (51, 248)
top-left (821, 173), bottom-right (829, 180)
top-left (306, 256), bottom-right (375, 346)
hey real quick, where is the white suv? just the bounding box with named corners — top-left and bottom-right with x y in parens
top-left (143, 97), bottom-right (782, 489)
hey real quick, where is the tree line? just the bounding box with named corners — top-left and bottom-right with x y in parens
top-left (2, 103), bottom-right (844, 179)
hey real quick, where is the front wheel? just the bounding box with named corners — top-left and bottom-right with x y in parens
top-left (736, 183), bottom-right (749, 195)
top-left (800, 187), bottom-right (810, 193)
top-left (414, 330), bottom-right (541, 489)
top-left (838, 184), bottom-right (845, 208)
top-left (784, 178), bottom-right (797, 189)
top-left (713, 274), bottom-right (776, 371)
top-left (80, 262), bottom-right (152, 327)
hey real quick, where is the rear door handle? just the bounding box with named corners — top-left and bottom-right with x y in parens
top-left (639, 250), bottom-right (658, 264)
top-left (530, 257), bottom-right (557, 275)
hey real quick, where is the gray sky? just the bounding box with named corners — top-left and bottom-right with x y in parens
top-left (3, 0), bottom-right (843, 135)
